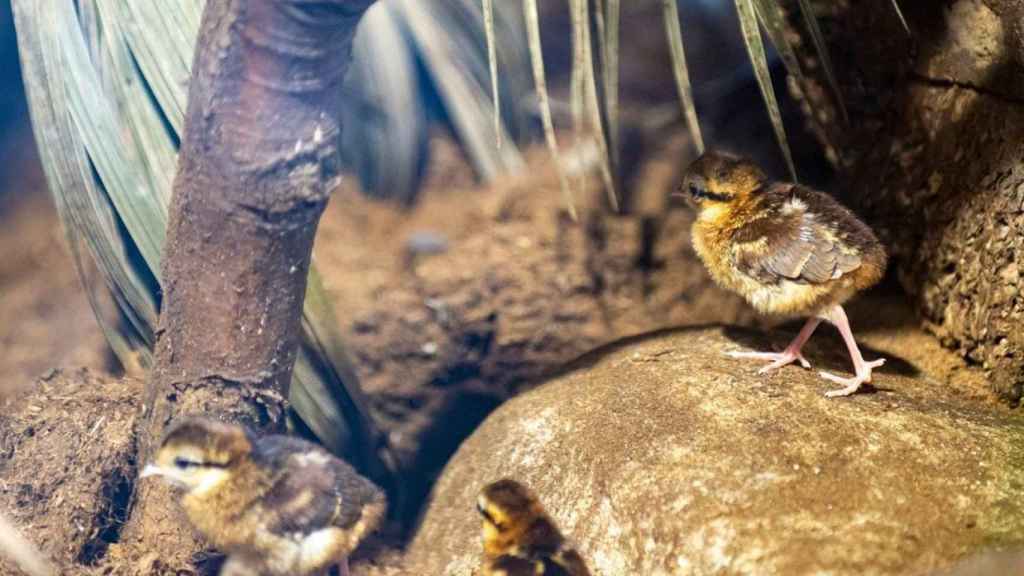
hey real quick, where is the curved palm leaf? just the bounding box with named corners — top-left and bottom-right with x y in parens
top-left (13, 0), bottom-right (390, 477)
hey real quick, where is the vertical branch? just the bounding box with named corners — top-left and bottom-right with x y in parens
top-left (149, 0), bottom-right (372, 438)
top-left (130, 0), bottom-right (375, 566)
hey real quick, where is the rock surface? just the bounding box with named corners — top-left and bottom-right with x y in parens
top-left (408, 327), bottom-right (1024, 575)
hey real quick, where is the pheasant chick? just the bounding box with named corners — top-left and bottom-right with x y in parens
top-left (141, 417), bottom-right (386, 576)
top-left (477, 479), bottom-right (590, 576)
top-left (684, 150), bottom-right (887, 397)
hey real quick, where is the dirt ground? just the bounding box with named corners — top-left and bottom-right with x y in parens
top-left (0, 134), bottom-right (1003, 574)
top-left (0, 195), bottom-right (113, 402)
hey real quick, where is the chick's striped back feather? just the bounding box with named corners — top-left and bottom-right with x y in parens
top-left (253, 436), bottom-right (385, 538)
top-left (731, 183), bottom-right (884, 289)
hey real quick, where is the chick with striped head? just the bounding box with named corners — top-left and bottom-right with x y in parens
top-left (685, 151), bottom-right (887, 397)
top-left (477, 479), bottom-right (590, 576)
top-left (141, 417), bottom-right (385, 576)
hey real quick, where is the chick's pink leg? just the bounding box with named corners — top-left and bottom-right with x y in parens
top-left (338, 559), bottom-right (350, 576)
top-left (817, 305), bottom-right (885, 397)
top-left (726, 317), bottom-right (821, 373)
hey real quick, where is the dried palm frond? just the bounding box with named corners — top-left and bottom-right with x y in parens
top-left (509, 0), bottom-right (883, 188)
top-left (735, 0), bottom-right (797, 179)
top-left (663, 0), bottom-right (704, 154)
top-left (889, 0), bottom-right (910, 35)
top-left (343, 0), bottom-right (534, 205)
top-left (523, 0), bottom-right (576, 220)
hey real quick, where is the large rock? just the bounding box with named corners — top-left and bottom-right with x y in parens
top-left (408, 327), bottom-right (1024, 575)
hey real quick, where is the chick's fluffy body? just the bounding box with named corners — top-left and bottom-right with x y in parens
top-left (478, 479), bottom-right (590, 576)
top-left (155, 419), bottom-right (385, 575)
top-left (689, 157), bottom-right (886, 316)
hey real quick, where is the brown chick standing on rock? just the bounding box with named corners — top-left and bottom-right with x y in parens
top-left (684, 151), bottom-right (888, 397)
top-left (477, 479), bottom-right (591, 576)
top-left (140, 417), bottom-right (385, 576)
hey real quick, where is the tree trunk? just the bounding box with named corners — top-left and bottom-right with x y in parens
top-left (124, 0), bottom-right (375, 567)
top-left (819, 0), bottom-right (1024, 403)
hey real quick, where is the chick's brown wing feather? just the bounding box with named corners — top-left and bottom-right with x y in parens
top-left (733, 185), bottom-right (864, 286)
top-left (254, 436), bottom-right (382, 536)
top-left (483, 555), bottom-right (541, 575)
top-left (551, 550), bottom-right (591, 575)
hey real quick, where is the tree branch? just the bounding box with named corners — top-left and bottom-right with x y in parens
top-left (126, 0), bottom-right (376, 567)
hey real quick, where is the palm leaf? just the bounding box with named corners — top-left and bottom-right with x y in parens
top-left (889, 0), bottom-right (910, 35)
top-left (662, 0), bottom-right (704, 154)
top-left (523, 0), bottom-right (577, 220)
top-left (342, 3), bottom-right (429, 206)
top-left (482, 0), bottom-right (501, 149)
top-left (793, 0), bottom-right (848, 123)
top-left (734, 0), bottom-right (797, 180)
top-left (602, 0), bottom-right (620, 166)
top-left (579, 0), bottom-right (619, 210)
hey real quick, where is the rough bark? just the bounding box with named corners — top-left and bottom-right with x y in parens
top-left (124, 0), bottom-right (374, 567)
top-left (810, 0), bottom-right (1024, 403)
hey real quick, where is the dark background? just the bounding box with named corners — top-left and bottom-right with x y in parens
top-left (0, 0), bottom-right (43, 201)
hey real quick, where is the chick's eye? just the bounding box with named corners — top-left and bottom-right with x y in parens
top-left (173, 457), bottom-right (200, 470)
top-left (477, 505), bottom-right (501, 528)
top-left (689, 184), bottom-right (703, 197)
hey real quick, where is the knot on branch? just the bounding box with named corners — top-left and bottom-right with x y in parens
top-left (228, 120), bottom-right (342, 227)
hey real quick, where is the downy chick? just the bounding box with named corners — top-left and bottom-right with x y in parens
top-left (141, 417), bottom-right (385, 576)
top-left (477, 479), bottom-right (590, 576)
top-left (684, 151), bottom-right (887, 397)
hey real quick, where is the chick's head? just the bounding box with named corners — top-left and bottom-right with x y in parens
top-left (478, 479), bottom-right (544, 554)
top-left (141, 417), bottom-right (253, 493)
top-left (682, 151), bottom-right (767, 208)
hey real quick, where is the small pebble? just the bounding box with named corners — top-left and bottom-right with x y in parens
top-left (406, 231), bottom-right (449, 256)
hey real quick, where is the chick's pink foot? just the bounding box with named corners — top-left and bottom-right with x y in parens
top-left (818, 305), bottom-right (885, 398)
top-left (726, 317), bottom-right (820, 374)
top-left (726, 349), bottom-right (811, 373)
top-left (820, 357), bottom-right (885, 397)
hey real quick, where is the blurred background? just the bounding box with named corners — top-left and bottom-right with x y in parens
top-left (0, 0), bottom-right (42, 194)
top-left (0, 0), bottom-right (832, 389)
top-left (0, 0), bottom-right (112, 395)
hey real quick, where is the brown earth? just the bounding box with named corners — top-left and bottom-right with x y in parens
top-left (0, 369), bottom-right (140, 575)
top-left (0, 195), bottom-right (113, 401)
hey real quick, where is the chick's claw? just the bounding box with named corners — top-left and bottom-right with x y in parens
top-left (820, 357), bottom-right (885, 397)
top-left (726, 349), bottom-right (812, 372)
